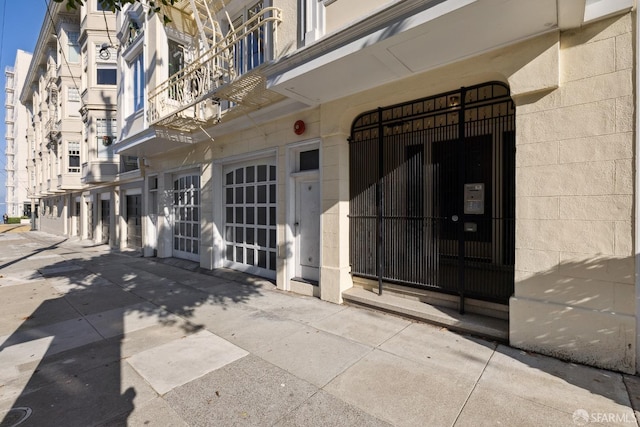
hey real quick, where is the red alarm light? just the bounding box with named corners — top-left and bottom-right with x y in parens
top-left (294, 120), bottom-right (305, 135)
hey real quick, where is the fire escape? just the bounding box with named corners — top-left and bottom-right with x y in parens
top-left (148, 0), bottom-right (284, 132)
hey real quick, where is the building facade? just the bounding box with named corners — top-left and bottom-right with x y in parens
top-left (20, 1), bottom-right (139, 241)
top-left (19, 0), bottom-right (639, 374)
top-left (4, 50), bottom-right (33, 218)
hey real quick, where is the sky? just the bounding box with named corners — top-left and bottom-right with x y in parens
top-left (0, 1), bottom-right (47, 215)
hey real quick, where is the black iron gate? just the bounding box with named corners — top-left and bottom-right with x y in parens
top-left (349, 82), bottom-right (515, 308)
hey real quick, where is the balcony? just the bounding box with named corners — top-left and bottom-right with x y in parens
top-left (81, 161), bottom-right (118, 184)
top-left (5, 67), bottom-right (14, 89)
top-left (58, 173), bottom-right (82, 191)
top-left (147, 6), bottom-right (283, 132)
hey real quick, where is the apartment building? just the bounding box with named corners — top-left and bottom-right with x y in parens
top-left (4, 50), bottom-right (33, 218)
top-left (20, 1), bottom-right (136, 240)
top-left (20, 0), bottom-right (638, 374)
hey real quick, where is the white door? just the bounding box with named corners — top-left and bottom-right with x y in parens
top-left (296, 178), bottom-right (320, 282)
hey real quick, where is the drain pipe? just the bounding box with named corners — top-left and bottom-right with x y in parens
top-left (634, 7), bottom-right (640, 374)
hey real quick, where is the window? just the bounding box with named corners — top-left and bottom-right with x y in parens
top-left (96, 0), bottom-right (109, 11)
top-left (67, 31), bottom-right (80, 63)
top-left (67, 87), bottom-right (81, 117)
top-left (68, 142), bottom-right (80, 173)
top-left (230, 2), bottom-right (265, 76)
top-left (121, 156), bottom-right (139, 172)
top-left (167, 40), bottom-right (185, 101)
top-left (168, 40), bottom-right (184, 77)
top-left (96, 118), bottom-right (117, 159)
top-left (131, 53), bottom-right (144, 111)
top-left (68, 88), bottom-right (80, 101)
top-left (97, 64), bottom-right (117, 85)
top-left (299, 149), bottom-right (319, 171)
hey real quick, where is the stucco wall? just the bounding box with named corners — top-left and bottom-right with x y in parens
top-left (510, 14), bottom-right (636, 373)
top-left (325, 0), bottom-right (395, 35)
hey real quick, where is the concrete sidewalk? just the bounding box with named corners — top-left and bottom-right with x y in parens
top-left (0, 231), bottom-right (639, 427)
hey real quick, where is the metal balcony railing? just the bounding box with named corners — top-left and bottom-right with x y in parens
top-left (147, 6), bottom-right (282, 131)
top-left (45, 117), bottom-right (60, 137)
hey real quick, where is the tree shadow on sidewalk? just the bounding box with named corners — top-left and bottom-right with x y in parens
top-left (0, 238), bottom-right (268, 426)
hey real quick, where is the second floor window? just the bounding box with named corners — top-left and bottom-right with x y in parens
top-left (67, 31), bottom-right (80, 63)
top-left (168, 40), bottom-right (185, 101)
top-left (230, 2), bottom-right (266, 76)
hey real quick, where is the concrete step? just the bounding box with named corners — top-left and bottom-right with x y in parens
top-left (343, 286), bottom-right (509, 342)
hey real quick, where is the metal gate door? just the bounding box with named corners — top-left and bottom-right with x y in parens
top-left (349, 82), bottom-right (515, 307)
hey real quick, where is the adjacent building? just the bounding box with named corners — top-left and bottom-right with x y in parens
top-left (4, 50), bottom-right (33, 218)
top-left (20, 1), bottom-right (134, 239)
top-left (18, 0), bottom-right (640, 374)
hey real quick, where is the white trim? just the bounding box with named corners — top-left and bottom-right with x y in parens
top-left (584, 0), bottom-right (633, 23)
top-left (304, 0), bottom-right (326, 45)
top-left (124, 188), bottom-right (142, 196)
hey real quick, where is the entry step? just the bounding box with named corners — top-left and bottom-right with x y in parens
top-left (343, 286), bottom-right (508, 342)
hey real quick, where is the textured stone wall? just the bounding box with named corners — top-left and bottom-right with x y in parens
top-left (510, 14), bottom-right (636, 373)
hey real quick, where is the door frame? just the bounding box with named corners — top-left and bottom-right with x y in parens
top-left (286, 139), bottom-right (322, 291)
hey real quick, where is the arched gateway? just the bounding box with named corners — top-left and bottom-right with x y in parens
top-left (349, 81), bottom-right (516, 311)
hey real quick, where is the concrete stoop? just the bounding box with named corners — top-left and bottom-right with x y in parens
top-left (342, 286), bottom-right (509, 342)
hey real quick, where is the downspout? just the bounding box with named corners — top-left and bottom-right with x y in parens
top-left (635, 6), bottom-right (640, 374)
